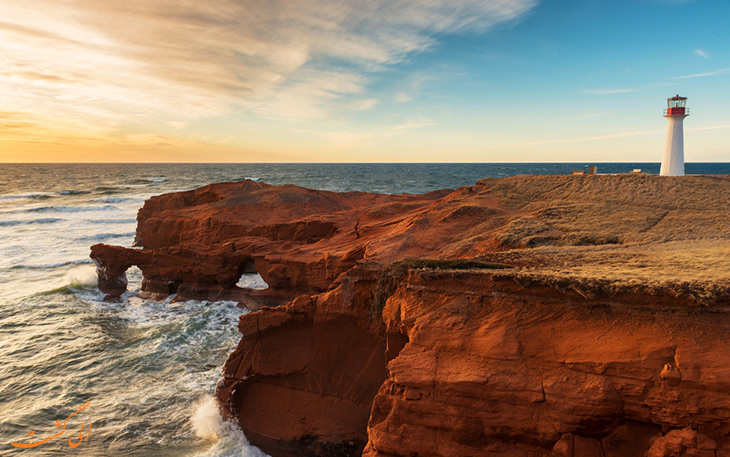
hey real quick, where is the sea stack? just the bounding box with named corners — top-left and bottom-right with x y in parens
top-left (660, 94), bottom-right (689, 176)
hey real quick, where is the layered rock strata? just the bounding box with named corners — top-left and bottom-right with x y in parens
top-left (218, 264), bottom-right (730, 457)
top-left (91, 175), bottom-right (730, 457)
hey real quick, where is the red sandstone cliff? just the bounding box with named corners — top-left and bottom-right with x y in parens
top-left (91, 175), bottom-right (730, 457)
top-left (220, 264), bottom-right (730, 457)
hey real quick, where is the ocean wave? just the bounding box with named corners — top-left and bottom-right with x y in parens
top-left (16, 272), bottom-right (258, 456)
top-left (0, 218), bottom-right (61, 227)
top-left (0, 193), bottom-right (54, 200)
top-left (74, 232), bottom-right (135, 242)
top-left (24, 204), bottom-right (118, 213)
top-left (35, 265), bottom-right (98, 296)
top-left (86, 217), bottom-right (137, 224)
top-left (191, 396), bottom-right (269, 457)
top-left (92, 197), bottom-right (139, 204)
top-left (94, 186), bottom-right (128, 194)
top-left (10, 259), bottom-right (93, 270)
top-left (231, 177), bottom-right (260, 182)
top-left (58, 190), bottom-right (91, 196)
top-left (130, 178), bottom-right (167, 185)
top-left (66, 265), bottom-right (98, 290)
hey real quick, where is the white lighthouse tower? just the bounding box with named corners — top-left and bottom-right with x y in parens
top-left (660, 95), bottom-right (689, 176)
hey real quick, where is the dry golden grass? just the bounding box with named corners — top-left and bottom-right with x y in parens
top-left (488, 240), bottom-right (730, 302)
top-left (480, 174), bottom-right (730, 245)
top-left (472, 174), bottom-right (730, 301)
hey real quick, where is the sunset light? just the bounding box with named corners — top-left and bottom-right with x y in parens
top-left (2, 0), bottom-right (728, 162)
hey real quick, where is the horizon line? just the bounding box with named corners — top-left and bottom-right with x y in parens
top-left (1, 161), bottom-right (729, 165)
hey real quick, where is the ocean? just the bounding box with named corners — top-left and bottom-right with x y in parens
top-left (1, 162), bottom-right (729, 456)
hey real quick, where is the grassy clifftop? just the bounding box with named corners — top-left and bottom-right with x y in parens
top-left (475, 174), bottom-right (730, 302)
top-left (480, 173), bottom-right (730, 245)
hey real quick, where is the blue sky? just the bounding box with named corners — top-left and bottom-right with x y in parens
top-left (1, 0), bottom-right (728, 162)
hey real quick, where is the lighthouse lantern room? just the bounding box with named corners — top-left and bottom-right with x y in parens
top-left (660, 95), bottom-right (689, 177)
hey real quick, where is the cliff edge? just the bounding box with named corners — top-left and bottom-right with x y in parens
top-left (91, 174), bottom-right (730, 457)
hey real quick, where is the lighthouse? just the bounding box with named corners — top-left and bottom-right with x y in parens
top-left (660, 95), bottom-right (689, 176)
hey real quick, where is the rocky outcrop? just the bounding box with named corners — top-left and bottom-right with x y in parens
top-left (90, 178), bottom-right (519, 305)
top-left (366, 269), bottom-right (730, 457)
top-left (217, 263), bottom-right (730, 457)
top-left (91, 174), bottom-right (730, 456)
top-left (217, 267), bottom-right (389, 457)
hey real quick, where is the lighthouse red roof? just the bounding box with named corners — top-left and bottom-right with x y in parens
top-left (668, 94), bottom-right (687, 100)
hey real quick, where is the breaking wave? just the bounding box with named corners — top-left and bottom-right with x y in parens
top-left (191, 396), bottom-right (270, 457)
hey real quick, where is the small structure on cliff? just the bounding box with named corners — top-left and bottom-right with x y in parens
top-left (660, 95), bottom-right (689, 176)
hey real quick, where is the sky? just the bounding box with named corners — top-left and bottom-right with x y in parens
top-left (1, 0), bottom-right (729, 163)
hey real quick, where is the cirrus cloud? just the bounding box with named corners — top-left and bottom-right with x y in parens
top-left (0, 0), bottom-right (537, 126)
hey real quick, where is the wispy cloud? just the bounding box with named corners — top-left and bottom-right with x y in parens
top-left (292, 118), bottom-right (438, 148)
top-left (391, 121), bottom-right (438, 131)
top-left (525, 123), bottom-right (730, 147)
top-left (688, 124), bottom-right (730, 132)
top-left (346, 99), bottom-right (379, 111)
top-left (673, 68), bottom-right (730, 79)
top-left (580, 82), bottom-right (672, 95)
top-left (0, 0), bottom-right (538, 128)
top-left (580, 88), bottom-right (640, 95)
top-left (694, 48), bottom-right (711, 58)
top-left (524, 129), bottom-right (663, 146)
top-left (291, 127), bottom-right (374, 150)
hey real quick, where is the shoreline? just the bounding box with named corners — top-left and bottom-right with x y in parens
top-left (91, 173), bottom-right (730, 456)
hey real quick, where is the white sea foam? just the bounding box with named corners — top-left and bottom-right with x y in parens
top-left (191, 396), bottom-right (270, 457)
top-left (65, 265), bottom-right (99, 290)
top-left (192, 396), bottom-right (224, 440)
top-left (236, 273), bottom-right (269, 290)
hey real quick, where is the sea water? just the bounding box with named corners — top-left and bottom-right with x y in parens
top-left (1, 162), bottom-right (729, 456)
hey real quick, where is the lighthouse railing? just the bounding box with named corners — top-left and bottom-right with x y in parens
top-left (663, 108), bottom-right (689, 116)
